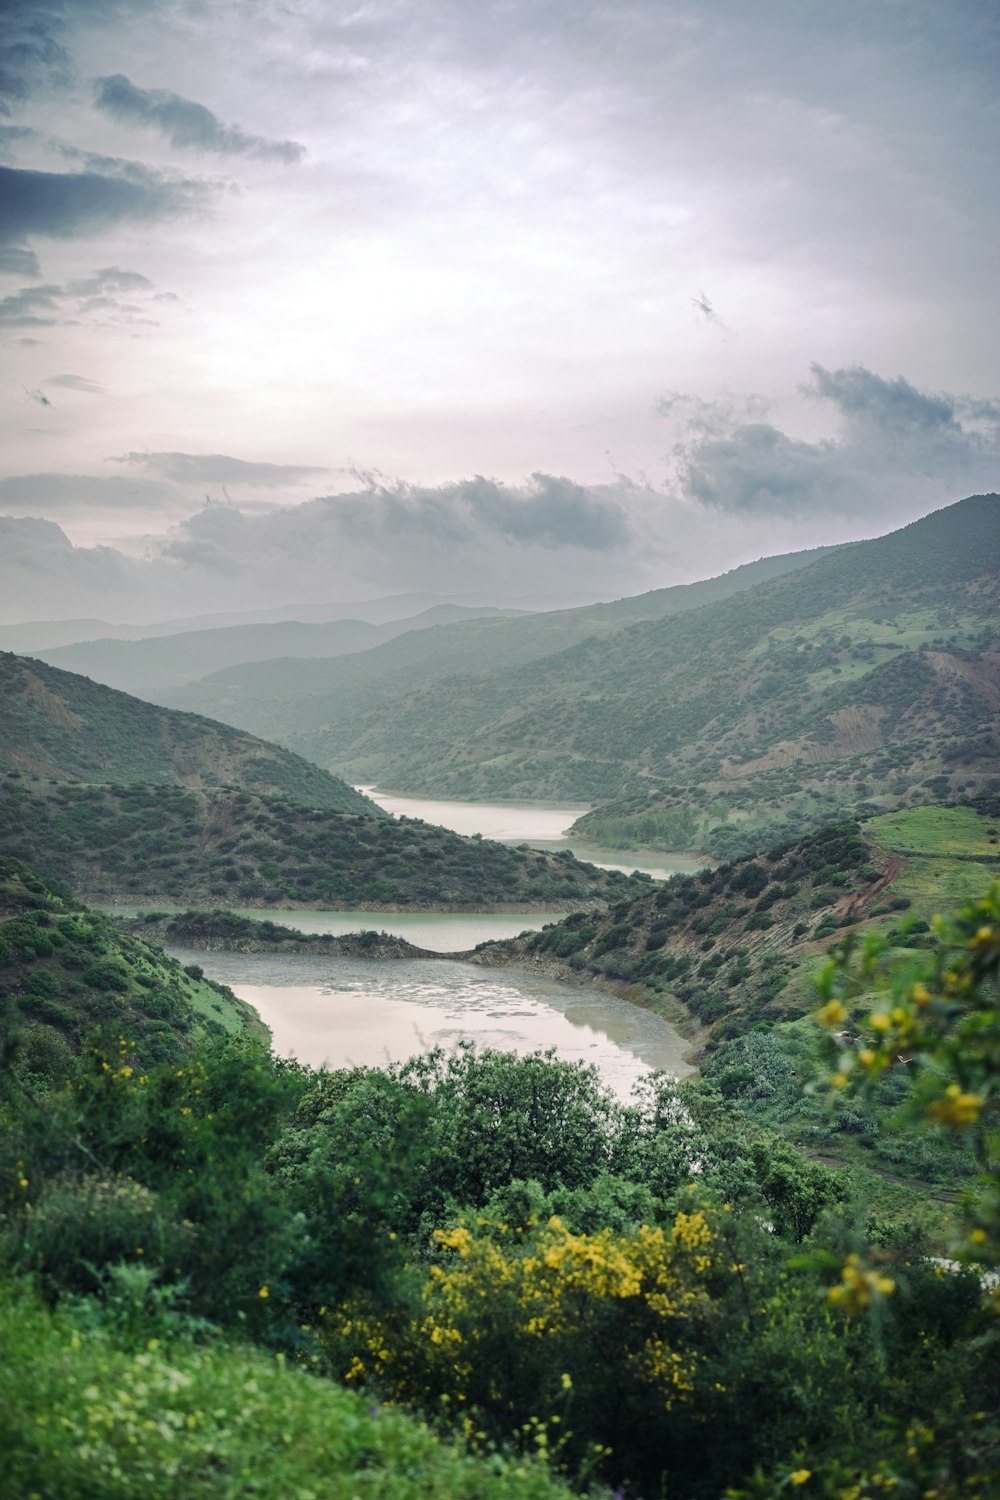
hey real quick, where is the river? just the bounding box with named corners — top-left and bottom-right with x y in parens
top-left (167, 945), bottom-right (694, 1101)
top-left (358, 787), bottom-right (705, 881)
top-left (109, 790), bottom-right (702, 1098)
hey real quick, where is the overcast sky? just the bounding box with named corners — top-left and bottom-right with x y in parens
top-left (1, 0), bottom-right (998, 622)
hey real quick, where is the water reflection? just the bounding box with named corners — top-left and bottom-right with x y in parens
top-left (169, 948), bottom-right (693, 1101)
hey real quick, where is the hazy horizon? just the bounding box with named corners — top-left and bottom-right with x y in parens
top-left (2, 1), bottom-right (999, 621)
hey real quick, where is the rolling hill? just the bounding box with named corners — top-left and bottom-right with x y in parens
top-left (0, 652), bottom-right (379, 815)
top-left (312, 494), bottom-right (1000, 855)
top-left (160, 544), bottom-right (837, 743)
top-left (32, 604), bottom-right (519, 700)
top-left (0, 778), bottom-right (639, 909)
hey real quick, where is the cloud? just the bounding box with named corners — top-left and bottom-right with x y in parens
top-left (0, 472), bottom-right (178, 514)
top-left (0, 245), bottom-right (41, 277)
top-left (0, 9), bottom-right (73, 114)
top-left (114, 451), bottom-right (329, 486)
top-left (0, 283), bottom-right (62, 327)
top-left (24, 387), bottom-right (53, 408)
top-left (93, 74), bottom-right (305, 163)
top-left (320, 473), bottom-right (632, 554)
top-left (0, 264), bottom-right (172, 332)
top-left (0, 164), bottom-right (207, 247)
top-left (0, 516), bottom-right (157, 623)
top-left (663, 364), bottom-right (1000, 518)
top-left (45, 373), bottom-right (106, 395)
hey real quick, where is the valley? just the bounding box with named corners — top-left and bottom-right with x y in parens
top-left (2, 494), bottom-right (998, 1500)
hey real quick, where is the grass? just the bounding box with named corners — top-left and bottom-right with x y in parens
top-left (868, 804), bottom-right (1000, 858)
top-left (0, 1277), bottom-right (583, 1500)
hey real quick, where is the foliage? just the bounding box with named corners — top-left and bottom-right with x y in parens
top-left (276, 494), bottom-right (1000, 837)
top-left (0, 780), bottom-right (637, 908)
top-left (0, 651), bottom-right (378, 814)
top-left (0, 1277), bottom-right (580, 1500)
top-left (815, 882), bottom-right (1000, 1272)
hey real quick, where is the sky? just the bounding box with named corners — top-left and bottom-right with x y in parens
top-left (1, 0), bottom-right (999, 623)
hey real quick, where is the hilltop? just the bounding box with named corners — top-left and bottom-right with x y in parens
top-left (0, 653), bottom-right (379, 816)
top-left (160, 544), bottom-right (836, 745)
top-left (316, 494), bottom-right (1000, 854)
top-left (0, 777), bottom-right (639, 909)
top-left (31, 604), bottom-right (519, 701)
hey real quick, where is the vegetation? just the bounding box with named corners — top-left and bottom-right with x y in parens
top-left (34, 603), bottom-right (518, 700)
top-left (0, 856), bottom-right (261, 1083)
top-left (0, 777), bottom-right (639, 909)
top-left (274, 494), bottom-right (1000, 851)
top-left (118, 908), bottom-right (437, 958)
top-left (0, 652), bottom-right (380, 815)
top-left (162, 546), bottom-right (836, 748)
top-left (2, 858), bottom-right (998, 1495)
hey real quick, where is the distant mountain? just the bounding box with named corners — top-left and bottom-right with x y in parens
top-left (161, 544), bottom-right (838, 748)
top-left (32, 605), bottom-right (520, 699)
top-left (0, 653), bottom-right (380, 815)
top-left (314, 495), bottom-right (1000, 855)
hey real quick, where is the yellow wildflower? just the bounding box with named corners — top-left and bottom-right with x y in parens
top-left (928, 1084), bottom-right (983, 1128)
top-left (817, 999), bottom-right (847, 1028)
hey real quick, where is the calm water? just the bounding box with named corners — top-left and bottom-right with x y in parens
top-left (360, 787), bottom-right (705, 881)
top-left (104, 904), bottom-right (551, 952)
top-left (167, 947), bottom-right (693, 1101)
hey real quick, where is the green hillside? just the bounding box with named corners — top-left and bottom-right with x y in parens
top-left (0, 777), bottom-right (638, 909)
top-left (318, 495), bottom-right (1000, 853)
top-left (160, 544), bottom-right (836, 744)
top-left (35, 604), bottom-right (518, 700)
top-left (0, 856), bottom-right (259, 1084)
top-left (0, 653), bottom-right (380, 816)
top-left (480, 798), bottom-right (1000, 1046)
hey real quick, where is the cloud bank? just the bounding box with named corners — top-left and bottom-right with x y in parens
top-left (664, 365), bottom-right (1000, 519)
top-left (0, 364), bottom-right (997, 623)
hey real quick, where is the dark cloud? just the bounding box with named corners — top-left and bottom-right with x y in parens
top-left (45, 372), bottom-right (106, 394)
top-left (325, 473), bottom-right (631, 553)
top-left (93, 74), bottom-right (305, 163)
top-left (115, 451), bottom-right (329, 486)
top-left (0, 283), bottom-right (62, 327)
top-left (0, 8), bottom-right (73, 114)
top-left (664, 364), bottom-right (1000, 518)
top-left (0, 244), bottom-right (41, 276)
top-left (24, 387), bottom-right (53, 408)
top-left (0, 164), bottom-right (207, 247)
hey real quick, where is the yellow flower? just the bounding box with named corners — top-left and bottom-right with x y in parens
top-left (817, 1000), bottom-right (847, 1028)
top-left (928, 1085), bottom-right (982, 1128)
top-left (258, 1285), bottom-right (269, 1299)
top-left (791, 1470), bottom-right (811, 1486)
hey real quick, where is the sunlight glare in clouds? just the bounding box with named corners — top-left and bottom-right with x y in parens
top-left (0, 0), bottom-right (997, 613)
